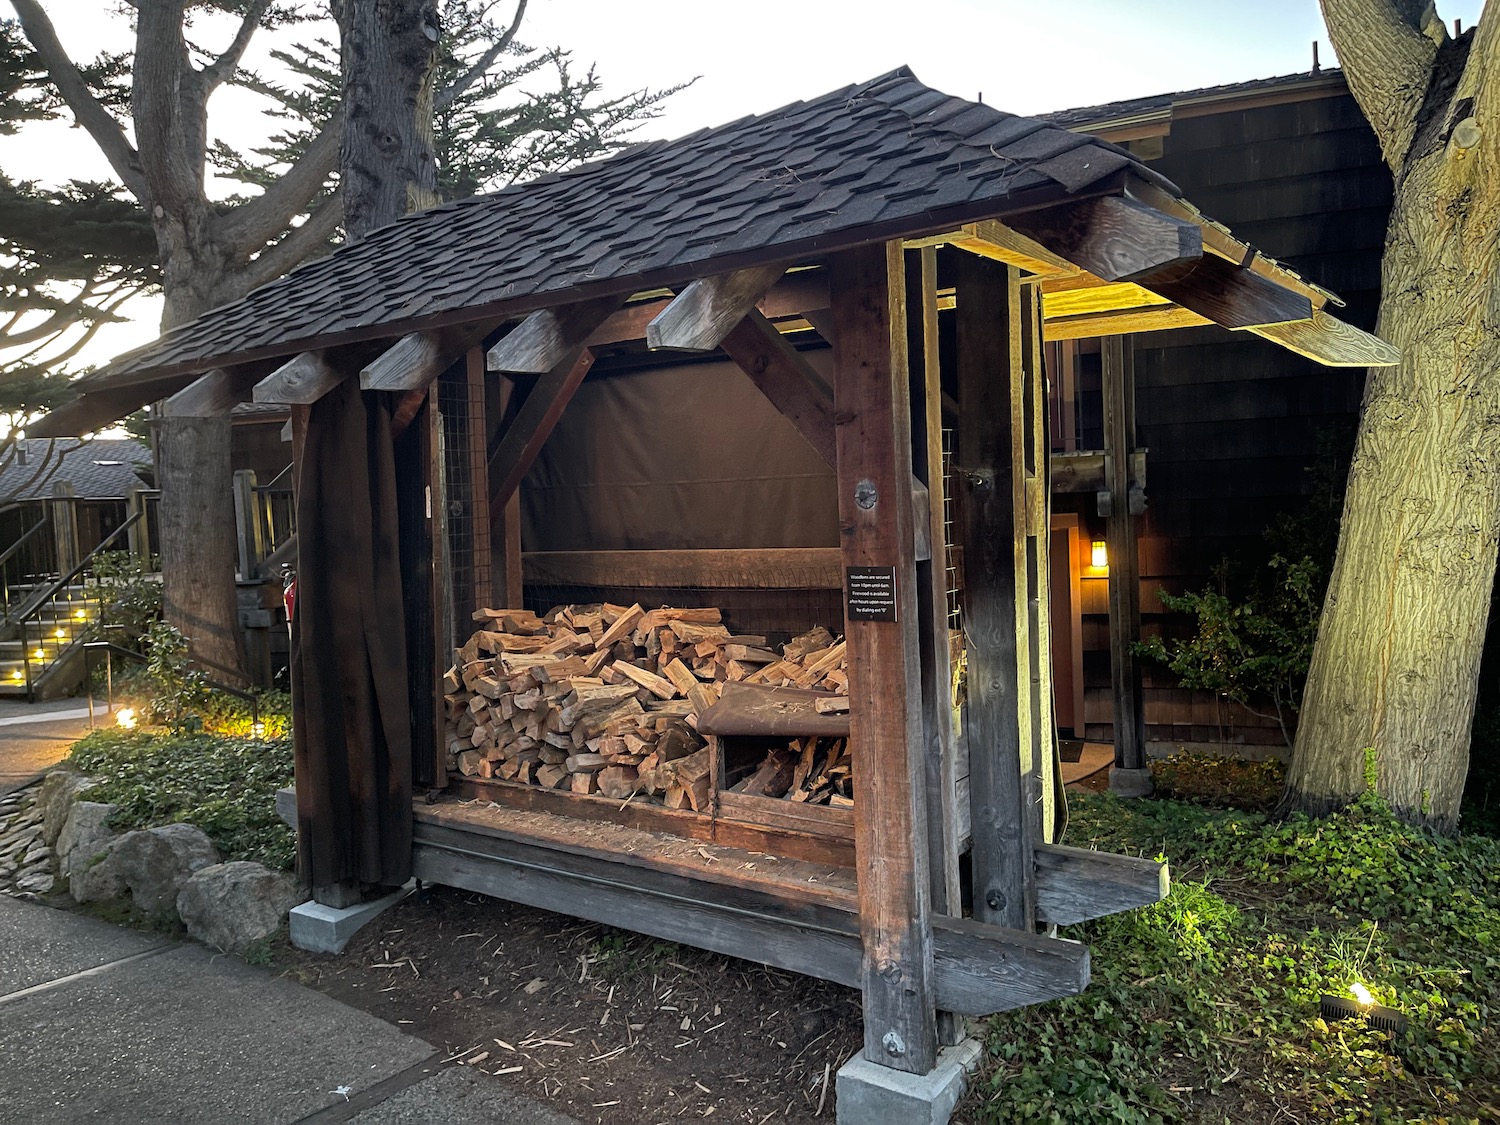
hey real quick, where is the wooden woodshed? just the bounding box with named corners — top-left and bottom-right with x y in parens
top-left (38, 68), bottom-right (1395, 1088)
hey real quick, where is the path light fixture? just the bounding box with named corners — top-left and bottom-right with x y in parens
top-left (1320, 982), bottom-right (1408, 1034)
top-left (115, 707), bottom-right (137, 730)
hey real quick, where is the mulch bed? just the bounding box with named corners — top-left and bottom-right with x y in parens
top-left (274, 885), bottom-right (864, 1124)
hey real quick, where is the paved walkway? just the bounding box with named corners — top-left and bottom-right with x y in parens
top-left (0, 700), bottom-right (95, 794)
top-left (0, 895), bottom-right (581, 1124)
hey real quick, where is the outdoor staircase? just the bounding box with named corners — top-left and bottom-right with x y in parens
top-left (0, 584), bottom-right (103, 697)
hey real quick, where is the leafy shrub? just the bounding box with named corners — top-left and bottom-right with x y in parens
top-left (67, 728), bottom-right (295, 870)
top-left (1150, 753), bottom-right (1286, 811)
top-left (972, 792), bottom-right (1500, 1123)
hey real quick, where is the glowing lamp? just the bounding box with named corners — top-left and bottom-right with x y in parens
top-left (32, 649), bottom-right (44, 660)
top-left (1090, 540), bottom-right (1109, 570)
top-left (74, 610), bottom-right (87, 621)
top-left (115, 707), bottom-right (137, 730)
top-left (53, 628), bottom-right (65, 639)
top-left (1350, 982), bottom-right (1374, 1008)
top-left (250, 720), bottom-right (266, 741)
top-left (10, 669), bottom-right (21, 680)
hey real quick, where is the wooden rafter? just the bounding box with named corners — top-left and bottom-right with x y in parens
top-left (1004, 195), bottom-right (1203, 284)
top-left (164, 365), bottom-right (267, 417)
top-left (361, 321), bottom-right (500, 392)
top-left (486, 296), bottom-right (623, 375)
top-left (253, 350), bottom-right (343, 405)
top-left (646, 264), bottom-right (788, 351)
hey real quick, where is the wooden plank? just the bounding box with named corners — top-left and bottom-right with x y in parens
top-left (1102, 336), bottom-right (1146, 776)
top-left (697, 682), bottom-right (850, 738)
top-left (464, 348), bottom-right (493, 611)
top-left (488, 348), bottom-right (596, 519)
top-left (1005, 196), bottom-right (1202, 284)
top-left (428, 382), bottom-right (451, 786)
top-left (1033, 844), bottom-right (1170, 927)
top-left (906, 220), bottom-right (1078, 277)
top-left (578, 271), bottom-right (833, 350)
top-left (716, 790), bottom-right (855, 838)
top-left (830, 241), bottom-right (936, 1074)
top-left (254, 350), bottom-right (345, 405)
top-left (1043, 304), bottom-right (1211, 341)
top-left (1050, 451), bottom-right (1146, 494)
top-left (1042, 281), bottom-right (1171, 319)
top-left (719, 310), bottom-right (837, 468)
top-left (956, 252), bottom-right (1036, 931)
top-left (490, 374), bottom-right (524, 609)
top-left (1253, 309), bottom-right (1402, 367)
top-left (521, 548), bottom-right (843, 589)
top-left (164, 367), bottom-right (258, 417)
top-left (1143, 252), bottom-right (1313, 329)
top-left (412, 814), bottom-right (1090, 1016)
top-left (486, 296), bottom-right (623, 374)
top-left (646, 264), bottom-right (787, 351)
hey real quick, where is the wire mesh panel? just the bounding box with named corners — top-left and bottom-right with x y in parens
top-left (438, 361), bottom-right (492, 629)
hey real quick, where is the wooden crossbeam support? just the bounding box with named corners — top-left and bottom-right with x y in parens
top-left (830, 241), bottom-right (937, 1075)
top-left (956, 252), bottom-right (1039, 932)
top-left (1005, 196), bottom-right (1202, 284)
top-left (165, 367), bottom-right (261, 417)
top-left (254, 351), bottom-right (344, 405)
top-left (646, 264), bottom-right (787, 351)
top-left (719, 310), bottom-right (837, 468)
top-left (488, 347), bottom-right (596, 521)
top-left (1051, 450), bottom-right (1146, 494)
top-left (411, 817), bottom-right (1091, 1016)
top-left (362, 321), bottom-right (499, 392)
top-left (486, 296), bottom-right (623, 374)
top-left (1144, 252), bottom-right (1312, 329)
top-left (1044, 304), bottom-right (1210, 340)
top-left (906, 220), bottom-right (1078, 277)
top-left (1034, 844), bottom-right (1169, 927)
top-left (1253, 309), bottom-right (1402, 366)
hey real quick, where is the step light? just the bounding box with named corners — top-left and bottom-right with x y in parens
top-left (115, 707), bottom-right (137, 730)
top-left (1320, 984), bottom-right (1408, 1035)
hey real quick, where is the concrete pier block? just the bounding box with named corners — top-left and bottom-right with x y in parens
top-left (836, 1039), bottom-right (983, 1125)
top-left (288, 882), bottom-right (413, 954)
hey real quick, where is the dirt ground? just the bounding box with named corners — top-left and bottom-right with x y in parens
top-left (275, 885), bottom-right (866, 1125)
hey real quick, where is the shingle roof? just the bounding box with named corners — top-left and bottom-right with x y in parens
top-left (0, 439), bottom-right (151, 501)
top-left (1042, 69), bottom-right (1344, 130)
top-left (92, 66), bottom-right (1176, 388)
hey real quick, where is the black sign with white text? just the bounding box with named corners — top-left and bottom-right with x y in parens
top-left (845, 566), bottom-right (898, 622)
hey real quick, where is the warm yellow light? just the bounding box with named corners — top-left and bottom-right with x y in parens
top-left (10, 669), bottom-right (21, 680)
top-left (250, 720), bottom-right (266, 740)
top-left (1351, 982), bottom-right (1374, 1008)
top-left (115, 707), bottom-right (137, 730)
top-left (74, 610), bottom-right (86, 621)
top-left (53, 628), bottom-right (65, 639)
top-left (32, 649), bottom-right (44, 660)
top-left (1090, 540), bottom-right (1109, 570)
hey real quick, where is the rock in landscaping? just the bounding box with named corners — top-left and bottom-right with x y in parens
top-left (176, 862), bottom-right (300, 953)
top-left (38, 771), bottom-right (95, 846)
top-left (15, 870), bottom-right (54, 894)
top-left (72, 823), bottom-right (219, 914)
top-left (56, 802), bottom-right (118, 876)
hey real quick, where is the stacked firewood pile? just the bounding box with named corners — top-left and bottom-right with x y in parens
top-left (443, 603), bottom-right (848, 810)
top-left (726, 736), bottom-right (854, 807)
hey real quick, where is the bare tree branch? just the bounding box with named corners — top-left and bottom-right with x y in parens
top-left (435, 0), bottom-right (527, 114)
top-left (218, 110), bottom-right (344, 260)
top-left (1322, 0), bottom-right (1441, 169)
top-left (234, 189), bottom-right (343, 293)
top-left (200, 0), bottom-right (273, 91)
top-left (8, 0), bottom-right (149, 201)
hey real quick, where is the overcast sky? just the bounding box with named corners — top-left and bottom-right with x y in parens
top-left (1, 0), bottom-right (1487, 368)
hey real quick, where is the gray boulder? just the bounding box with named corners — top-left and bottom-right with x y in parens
top-left (72, 823), bottom-right (219, 914)
top-left (177, 862), bottom-right (300, 953)
top-left (56, 802), bottom-right (118, 876)
top-left (38, 771), bottom-right (95, 846)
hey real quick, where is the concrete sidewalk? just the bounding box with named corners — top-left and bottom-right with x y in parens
top-left (0, 700), bottom-right (95, 794)
top-left (0, 897), bottom-right (580, 1124)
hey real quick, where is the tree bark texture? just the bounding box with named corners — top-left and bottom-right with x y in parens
top-left (1287, 13), bottom-right (1500, 831)
top-left (335, 0), bottom-right (442, 240)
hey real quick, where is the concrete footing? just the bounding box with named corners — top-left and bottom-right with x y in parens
top-left (835, 1039), bottom-right (982, 1125)
top-left (288, 882), bottom-right (414, 954)
top-left (1109, 765), bottom-right (1154, 798)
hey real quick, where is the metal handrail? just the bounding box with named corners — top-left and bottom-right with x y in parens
top-left (256, 463), bottom-right (293, 493)
top-left (83, 640), bottom-right (261, 732)
top-left (12, 511), bottom-right (142, 626)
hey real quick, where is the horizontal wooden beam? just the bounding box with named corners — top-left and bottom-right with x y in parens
top-left (412, 819), bottom-right (1090, 1016)
top-left (906, 220), bottom-right (1079, 277)
top-left (646, 264), bottom-right (787, 351)
top-left (719, 310), bottom-right (837, 468)
top-left (159, 368), bottom-right (248, 417)
top-left (253, 351), bottom-right (343, 405)
top-left (361, 320), bottom-right (500, 393)
top-left (1252, 309), bottom-right (1401, 367)
top-left (1042, 280), bottom-right (1171, 320)
top-left (1043, 304), bottom-right (1211, 340)
top-left (27, 383), bottom-right (178, 437)
top-left (522, 548), bottom-right (844, 590)
top-left (486, 296), bottom-right (624, 374)
top-left (1005, 196), bottom-right (1203, 284)
top-left (1143, 252), bottom-right (1313, 329)
top-left (1050, 450), bottom-right (1146, 493)
top-left (1033, 844), bottom-right (1170, 927)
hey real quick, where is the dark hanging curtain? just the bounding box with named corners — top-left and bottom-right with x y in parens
top-left (291, 378), bottom-right (413, 889)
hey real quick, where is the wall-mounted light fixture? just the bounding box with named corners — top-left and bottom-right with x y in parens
top-left (1090, 540), bottom-right (1109, 571)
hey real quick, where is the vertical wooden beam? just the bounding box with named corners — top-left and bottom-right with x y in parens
top-left (429, 383), bottom-right (452, 788)
top-left (491, 374), bottom-right (524, 609)
top-left (1102, 336), bottom-right (1149, 790)
top-left (464, 349), bottom-right (493, 611)
top-left (956, 253), bottom-right (1038, 932)
top-left (233, 470), bottom-right (265, 581)
top-left (830, 241), bottom-right (936, 1076)
top-left (905, 248), bottom-right (962, 1048)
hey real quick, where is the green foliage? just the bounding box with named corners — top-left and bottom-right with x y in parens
top-left (1149, 752), bottom-right (1286, 811)
top-left (973, 793), bottom-right (1500, 1123)
top-left (89, 549), bottom-right (162, 643)
top-left (66, 727), bottom-right (295, 870)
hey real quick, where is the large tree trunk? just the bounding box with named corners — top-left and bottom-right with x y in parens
top-left (1286, 20), bottom-right (1500, 831)
top-left (336, 0), bottom-right (441, 239)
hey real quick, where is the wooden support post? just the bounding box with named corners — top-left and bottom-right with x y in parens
top-left (463, 349), bottom-right (493, 611)
top-left (49, 482), bottom-right (78, 575)
top-left (906, 247), bottom-right (963, 1048)
top-left (429, 382), bottom-right (453, 786)
top-left (490, 374), bottom-right (524, 609)
top-left (233, 470), bottom-right (265, 581)
top-left (1102, 336), bottom-right (1149, 792)
top-left (830, 241), bottom-right (936, 1076)
top-left (955, 253), bottom-right (1039, 932)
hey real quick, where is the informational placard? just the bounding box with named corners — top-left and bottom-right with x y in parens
top-left (846, 566), bottom-right (898, 622)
